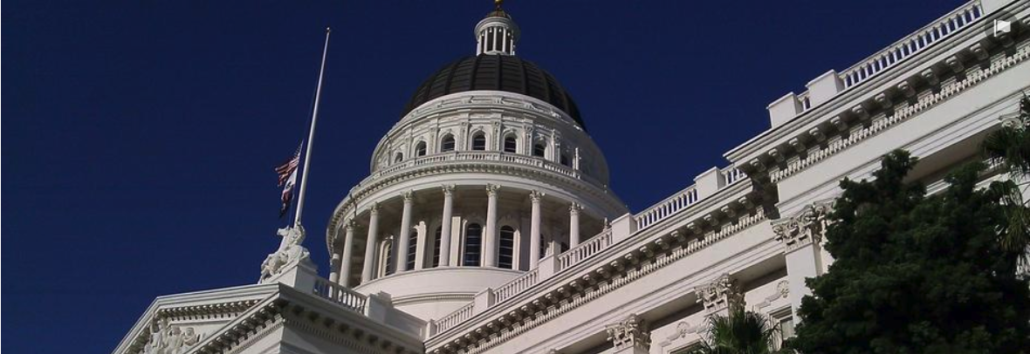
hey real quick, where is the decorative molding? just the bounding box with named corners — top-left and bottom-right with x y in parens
top-left (605, 313), bottom-right (650, 351)
top-left (772, 202), bottom-right (833, 253)
top-left (770, 44), bottom-right (1030, 183)
top-left (695, 274), bottom-right (743, 314)
top-left (752, 280), bottom-right (790, 311)
top-left (657, 321), bottom-right (705, 348)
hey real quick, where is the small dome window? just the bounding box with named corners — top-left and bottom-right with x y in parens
top-left (472, 133), bottom-right (487, 151)
top-left (415, 141), bottom-right (427, 157)
top-left (441, 134), bottom-right (456, 152)
top-left (504, 135), bottom-right (518, 153)
top-left (533, 143), bottom-right (546, 158)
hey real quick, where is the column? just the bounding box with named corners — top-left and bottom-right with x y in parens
top-left (329, 252), bottom-right (342, 283)
top-left (530, 190), bottom-right (544, 268)
top-left (484, 184), bottom-right (500, 267)
top-left (774, 203), bottom-right (831, 323)
top-left (361, 203), bottom-right (380, 284)
top-left (439, 185), bottom-right (455, 267)
top-left (396, 191), bottom-right (414, 272)
top-left (569, 203), bottom-right (581, 248)
top-left (339, 219), bottom-right (356, 287)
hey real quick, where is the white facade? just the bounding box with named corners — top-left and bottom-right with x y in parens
top-left (113, 1), bottom-right (1030, 353)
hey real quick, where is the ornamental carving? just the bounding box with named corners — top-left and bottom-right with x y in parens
top-left (142, 318), bottom-right (202, 354)
top-left (695, 274), bottom-right (742, 313)
top-left (259, 225), bottom-right (311, 283)
top-left (772, 202), bottom-right (833, 253)
top-left (605, 313), bottom-right (650, 351)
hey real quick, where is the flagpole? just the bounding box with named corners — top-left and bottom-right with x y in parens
top-left (294, 27), bottom-right (331, 228)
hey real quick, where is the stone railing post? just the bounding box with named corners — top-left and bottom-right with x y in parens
top-left (693, 167), bottom-right (725, 200)
top-left (473, 288), bottom-right (495, 315)
top-left (610, 213), bottom-right (637, 244)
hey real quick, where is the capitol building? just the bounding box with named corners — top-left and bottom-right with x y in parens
top-left (113, 0), bottom-right (1030, 353)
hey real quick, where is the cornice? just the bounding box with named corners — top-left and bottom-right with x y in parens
top-left (190, 285), bottom-right (423, 354)
top-left (112, 283), bottom-right (280, 354)
top-left (724, 3), bottom-right (1028, 166)
top-left (771, 42), bottom-right (1030, 184)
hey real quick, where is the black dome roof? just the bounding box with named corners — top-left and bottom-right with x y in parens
top-left (402, 55), bottom-right (585, 129)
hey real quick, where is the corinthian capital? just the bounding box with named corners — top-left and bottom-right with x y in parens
top-left (605, 313), bottom-right (650, 351)
top-left (773, 201), bottom-right (833, 253)
top-left (695, 274), bottom-right (742, 314)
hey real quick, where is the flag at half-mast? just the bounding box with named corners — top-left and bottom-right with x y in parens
top-left (276, 143), bottom-right (303, 218)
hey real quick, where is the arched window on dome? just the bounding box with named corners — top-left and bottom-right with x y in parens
top-left (471, 132), bottom-right (486, 151)
top-left (533, 143), bottom-right (547, 158)
top-left (415, 141), bottom-right (427, 157)
top-left (463, 223), bottom-right (482, 266)
top-left (406, 230), bottom-right (418, 270)
top-left (380, 236), bottom-right (395, 277)
top-left (395, 152), bottom-right (404, 163)
top-left (499, 226), bottom-right (515, 269)
top-left (432, 226), bottom-right (443, 267)
top-left (503, 135), bottom-right (518, 153)
top-left (441, 134), bottom-right (456, 152)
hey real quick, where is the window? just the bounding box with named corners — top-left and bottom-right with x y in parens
top-left (503, 135), bottom-right (518, 153)
top-left (772, 309), bottom-right (795, 350)
top-left (395, 152), bottom-right (403, 163)
top-left (432, 226), bottom-right (443, 267)
top-left (533, 143), bottom-right (546, 158)
top-left (499, 226), bottom-right (515, 269)
top-left (382, 237), bottom-right (395, 276)
top-left (441, 135), bottom-right (455, 152)
top-left (406, 231), bottom-right (418, 270)
top-left (540, 234), bottom-right (549, 256)
top-left (560, 153), bottom-right (570, 166)
top-left (471, 133), bottom-right (486, 150)
top-left (415, 141), bottom-right (427, 157)
top-left (463, 224), bottom-right (482, 266)
top-left (560, 241), bottom-right (569, 253)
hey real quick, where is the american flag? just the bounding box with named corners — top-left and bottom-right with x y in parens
top-left (276, 143), bottom-right (303, 218)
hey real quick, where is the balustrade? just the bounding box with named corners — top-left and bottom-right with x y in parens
top-left (312, 277), bottom-right (367, 314)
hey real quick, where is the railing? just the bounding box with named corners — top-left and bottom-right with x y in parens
top-left (634, 185), bottom-right (700, 230)
top-left (558, 230), bottom-right (614, 271)
top-left (838, 0), bottom-right (984, 89)
top-left (357, 151), bottom-right (603, 189)
top-left (494, 269), bottom-right (540, 304)
top-left (722, 167), bottom-right (746, 185)
top-left (312, 277), bottom-right (367, 314)
top-left (436, 302), bottom-right (475, 333)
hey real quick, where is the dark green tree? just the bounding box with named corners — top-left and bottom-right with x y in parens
top-left (982, 94), bottom-right (1030, 255)
top-left (689, 308), bottom-right (785, 354)
top-left (788, 150), bottom-right (1030, 354)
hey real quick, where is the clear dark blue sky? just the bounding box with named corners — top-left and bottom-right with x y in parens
top-left (4, 0), bottom-right (967, 352)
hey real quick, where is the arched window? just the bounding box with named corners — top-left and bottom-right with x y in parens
top-left (533, 143), bottom-right (547, 158)
top-left (415, 141), bottom-right (427, 157)
top-left (406, 231), bottom-right (418, 270)
top-left (560, 153), bottom-right (570, 166)
top-left (471, 133), bottom-right (486, 151)
top-left (463, 223), bottom-right (482, 266)
top-left (381, 237), bottom-right (395, 276)
top-left (441, 134), bottom-right (456, 152)
top-left (499, 226), bottom-right (516, 269)
top-left (395, 152), bottom-right (404, 163)
top-left (503, 135), bottom-right (518, 153)
top-left (432, 226), bottom-right (443, 267)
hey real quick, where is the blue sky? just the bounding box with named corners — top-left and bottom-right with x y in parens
top-left (3, 0), bottom-right (967, 352)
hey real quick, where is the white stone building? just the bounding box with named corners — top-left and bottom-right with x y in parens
top-left (113, 1), bottom-right (1030, 353)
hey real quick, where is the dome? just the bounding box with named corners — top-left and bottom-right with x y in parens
top-left (401, 55), bottom-right (586, 129)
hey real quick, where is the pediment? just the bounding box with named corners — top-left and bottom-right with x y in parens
top-left (111, 283), bottom-right (280, 354)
